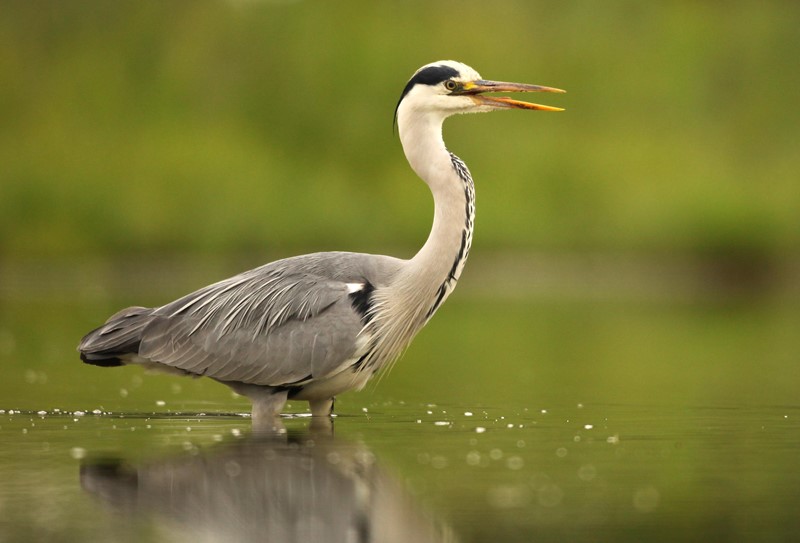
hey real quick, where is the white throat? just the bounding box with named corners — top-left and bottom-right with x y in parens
top-left (353, 81), bottom-right (478, 376)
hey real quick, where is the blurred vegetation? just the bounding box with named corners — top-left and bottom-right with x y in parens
top-left (0, 0), bottom-right (798, 260)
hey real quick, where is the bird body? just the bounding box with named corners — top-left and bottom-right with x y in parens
top-left (79, 61), bottom-right (563, 424)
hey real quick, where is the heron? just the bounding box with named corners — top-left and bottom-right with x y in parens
top-left (78, 60), bottom-right (564, 426)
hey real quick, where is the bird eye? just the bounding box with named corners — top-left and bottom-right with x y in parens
top-left (444, 80), bottom-right (458, 91)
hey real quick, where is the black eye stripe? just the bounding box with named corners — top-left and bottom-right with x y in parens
top-left (398, 65), bottom-right (460, 103)
top-left (394, 65), bottom-right (462, 129)
top-left (409, 65), bottom-right (460, 87)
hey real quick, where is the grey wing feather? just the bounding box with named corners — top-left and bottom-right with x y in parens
top-left (134, 253), bottom-right (395, 386)
top-left (78, 306), bottom-right (155, 365)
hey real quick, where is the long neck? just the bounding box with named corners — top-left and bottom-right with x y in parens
top-left (398, 110), bottom-right (475, 320)
top-left (359, 108), bottom-right (475, 372)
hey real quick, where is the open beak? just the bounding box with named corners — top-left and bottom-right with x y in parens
top-left (461, 79), bottom-right (565, 111)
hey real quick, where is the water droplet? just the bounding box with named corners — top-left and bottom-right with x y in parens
top-left (488, 484), bottom-right (530, 509)
top-left (578, 464), bottom-right (597, 481)
top-left (607, 434), bottom-right (620, 444)
top-left (584, 424), bottom-right (593, 430)
top-left (430, 455), bottom-right (448, 469)
top-left (326, 452), bottom-right (341, 465)
top-left (155, 400), bottom-right (166, 407)
top-left (475, 426), bottom-right (486, 434)
top-left (464, 411), bottom-right (473, 417)
top-left (466, 451), bottom-right (481, 466)
top-left (433, 421), bottom-right (450, 427)
top-left (224, 460), bottom-right (242, 477)
top-left (537, 483), bottom-right (564, 507)
top-left (506, 456), bottom-right (524, 470)
top-left (355, 450), bottom-right (376, 466)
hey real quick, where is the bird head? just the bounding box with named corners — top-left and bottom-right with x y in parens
top-left (394, 60), bottom-right (564, 127)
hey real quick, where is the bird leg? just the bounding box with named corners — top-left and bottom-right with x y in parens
top-left (308, 397), bottom-right (334, 435)
top-left (221, 381), bottom-right (289, 434)
top-left (250, 389), bottom-right (289, 434)
top-left (309, 397), bottom-right (334, 417)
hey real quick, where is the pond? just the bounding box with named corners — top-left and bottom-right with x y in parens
top-left (1, 257), bottom-right (799, 542)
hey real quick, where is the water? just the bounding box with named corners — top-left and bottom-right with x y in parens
top-left (1, 258), bottom-right (799, 542)
top-left (1, 403), bottom-right (799, 542)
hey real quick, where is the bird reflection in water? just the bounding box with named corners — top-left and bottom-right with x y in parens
top-left (80, 427), bottom-right (457, 543)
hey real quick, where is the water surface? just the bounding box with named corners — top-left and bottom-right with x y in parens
top-left (1, 259), bottom-right (798, 542)
top-left (1, 402), bottom-right (798, 542)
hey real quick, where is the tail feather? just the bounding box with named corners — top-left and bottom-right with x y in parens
top-left (78, 306), bottom-right (155, 367)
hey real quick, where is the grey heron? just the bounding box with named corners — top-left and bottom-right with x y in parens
top-left (78, 60), bottom-right (564, 425)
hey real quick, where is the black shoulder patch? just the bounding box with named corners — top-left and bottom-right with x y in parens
top-left (348, 281), bottom-right (375, 324)
top-left (394, 64), bottom-right (461, 128)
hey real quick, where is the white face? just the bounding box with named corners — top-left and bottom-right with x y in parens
top-left (396, 60), bottom-right (492, 118)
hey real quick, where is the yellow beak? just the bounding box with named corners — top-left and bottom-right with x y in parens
top-left (462, 80), bottom-right (566, 111)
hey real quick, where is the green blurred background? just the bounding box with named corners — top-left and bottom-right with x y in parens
top-left (2, 0), bottom-right (798, 258)
top-left (0, 0), bottom-right (798, 412)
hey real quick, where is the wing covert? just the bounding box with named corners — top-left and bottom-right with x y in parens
top-left (138, 261), bottom-right (367, 386)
